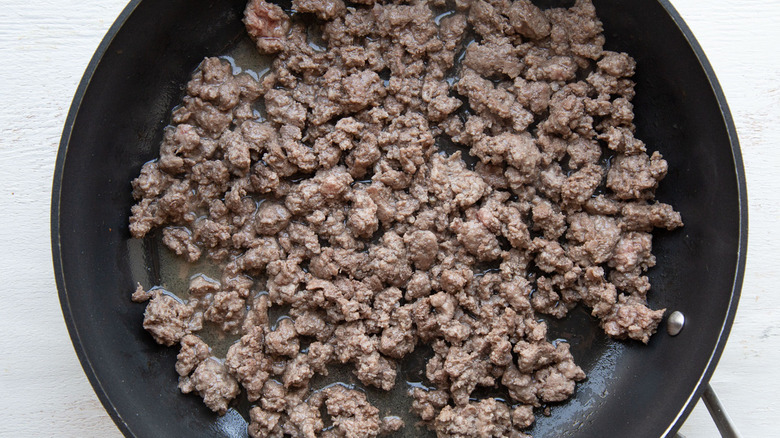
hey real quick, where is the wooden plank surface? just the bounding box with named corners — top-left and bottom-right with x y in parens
top-left (0, 0), bottom-right (777, 436)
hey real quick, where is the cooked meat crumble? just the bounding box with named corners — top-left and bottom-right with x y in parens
top-left (129, 0), bottom-right (683, 436)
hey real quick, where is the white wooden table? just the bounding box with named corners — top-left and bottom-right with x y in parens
top-left (0, 1), bottom-right (777, 436)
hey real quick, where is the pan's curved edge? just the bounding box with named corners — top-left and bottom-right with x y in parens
top-left (657, 1), bottom-right (748, 436)
top-left (51, 1), bottom-right (144, 437)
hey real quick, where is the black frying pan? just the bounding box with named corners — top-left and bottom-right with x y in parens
top-left (51, 0), bottom-right (747, 436)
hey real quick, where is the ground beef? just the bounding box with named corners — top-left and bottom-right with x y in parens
top-left (178, 358), bottom-right (241, 415)
top-left (225, 327), bottom-right (271, 401)
top-left (433, 398), bottom-right (516, 438)
top-left (140, 291), bottom-right (200, 346)
top-left (244, 0), bottom-right (290, 54)
top-left (176, 334), bottom-right (210, 377)
top-left (129, 0), bottom-right (682, 435)
top-left (322, 385), bottom-right (382, 437)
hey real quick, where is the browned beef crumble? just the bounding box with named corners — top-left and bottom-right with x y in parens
top-left (129, 0), bottom-right (682, 435)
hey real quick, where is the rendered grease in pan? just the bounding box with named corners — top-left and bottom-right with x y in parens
top-left (127, 0), bottom-right (683, 436)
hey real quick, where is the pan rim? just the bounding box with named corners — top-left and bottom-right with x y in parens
top-left (654, 0), bottom-right (748, 436)
top-left (51, 0), bottom-right (143, 436)
top-left (50, 1), bottom-right (749, 437)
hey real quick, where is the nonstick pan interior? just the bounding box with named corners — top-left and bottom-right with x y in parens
top-left (52, 0), bottom-right (746, 437)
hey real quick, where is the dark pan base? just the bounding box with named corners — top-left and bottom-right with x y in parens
top-left (52, 0), bottom-right (747, 437)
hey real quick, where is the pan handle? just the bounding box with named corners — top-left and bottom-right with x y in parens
top-left (702, 384), bottom-right (741, 438)
top-left (673, 384), bottom-right (740, 438)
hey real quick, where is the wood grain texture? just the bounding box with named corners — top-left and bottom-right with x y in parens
top-left (0, 0), bottom-right (777, 437)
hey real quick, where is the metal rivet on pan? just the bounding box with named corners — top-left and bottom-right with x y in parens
top-left (667, 311), bottom-right (685, 336)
